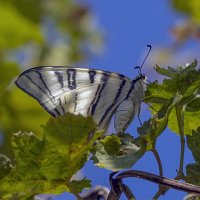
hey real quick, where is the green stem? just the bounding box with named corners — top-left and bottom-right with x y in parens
top-left (175, 105), bottom-right (185, 177)
top-left (152, 148), bottom-right (163, 177)
top-left (152, 148), bottom-right (166, 199)
top-left (153, 105), bottom-right (186, 199)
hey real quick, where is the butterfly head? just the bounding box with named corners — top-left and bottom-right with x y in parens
top-left (137, 73), bottom-right (147, 84)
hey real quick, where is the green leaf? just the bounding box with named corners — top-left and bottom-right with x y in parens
top-left (0, 154), bottom-right (13, 179)
top-left (11, 131), bottom-right (44, 180)
top-left (41, 114), bottom-right (103, 180)
top-left (6, 0), bottom-right (44, 23)
top-left (67, 178), bottom-right (91, 194)
top-left (91, 134), bottom-right (146, 171)
top-left (154, 64), bottom-right (177, 78)
top-left (172, 0), bottom-right (200, 23)
top-left (0, 177), bottom-right (69, 200)
top-left (0, 3), bottom-right (43, 49)
top-left (141, 93), bottom-right (182, 150)
top-left (181, 79), bottom-right (200, 105)
top-left (185, 163), bottom-right (200, 186)
top-left (0, 62), bottom-right (19, 100)
top-left (145, 81), bottom-right (173, 104)
top-left (1, 88), bottom-right (50, 138)
top-left (146, 61), bottom-right (200, 103)
top-left (145, 61), bottom-right (200, 136)
top-left (139, 114), bottom-right (168, 151)
top-left (186, 98), bottom-right (200, 112)
top-left (180, 77), bottom-right (200, 113)
top-left (168, 109), bottom-right (200, 136)
top-left (185, 127), bottom-right (200, 186)
top-left (0, 113), bottom-right (102, 199)
top-left (187, 127), bottom-right (200, 162)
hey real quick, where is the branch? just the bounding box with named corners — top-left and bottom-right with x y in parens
top-left (108, 170), bottom-right (200, 199)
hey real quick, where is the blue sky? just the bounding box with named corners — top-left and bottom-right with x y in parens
top-left (53, 1), bottom-right (195, 199)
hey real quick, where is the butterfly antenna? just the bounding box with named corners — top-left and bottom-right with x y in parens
top-left (138, 45), bottom-right (152, 74)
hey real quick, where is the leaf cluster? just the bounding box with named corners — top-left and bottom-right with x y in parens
top-left (142, 60), bottom-right (200, 196)
top-left (0, 113), bottom-right (102, 199)
top-left (144, 60), bottom-right (200, 138)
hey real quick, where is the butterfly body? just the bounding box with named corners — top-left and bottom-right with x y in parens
top-left (15, 66), bottom-right (146, 132)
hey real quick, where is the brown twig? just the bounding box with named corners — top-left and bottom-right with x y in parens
top-left (108, 170), bottom-right (200, 199)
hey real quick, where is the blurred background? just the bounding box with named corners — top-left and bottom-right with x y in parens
top-left (0, 0), bottom-right (200, 199)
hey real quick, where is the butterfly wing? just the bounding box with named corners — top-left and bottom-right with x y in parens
top-left (15, 66), bottom-right (134, 130)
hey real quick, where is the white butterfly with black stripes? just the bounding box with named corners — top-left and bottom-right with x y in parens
top-left (15, 46), bottom-right (151, 133)
top-left (15, 66), bottom-right (146, 133)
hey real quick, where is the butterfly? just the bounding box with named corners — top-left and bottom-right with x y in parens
top-left (15, 46), bottom-right (151, 133)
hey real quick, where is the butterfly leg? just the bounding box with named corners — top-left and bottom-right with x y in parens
top-left (146, 103), bottom-right (158, 112)
top-left (137, 106), bottom-right (143, 127)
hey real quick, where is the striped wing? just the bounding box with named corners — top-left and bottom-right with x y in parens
top-left (15, 66), bottom-right (136, 130)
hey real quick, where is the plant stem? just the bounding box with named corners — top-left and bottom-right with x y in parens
top-left (152, 148), bottom-right (163, 177)
top-left (175, 105), bottom-right (185, 177)
top-left (152, 105), bottom-right (186, 199)
top-left (152, 148), bottom-right (166, 199)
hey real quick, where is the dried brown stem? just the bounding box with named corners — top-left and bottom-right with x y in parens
top-left (108, 170), bottom-right (200, 199)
